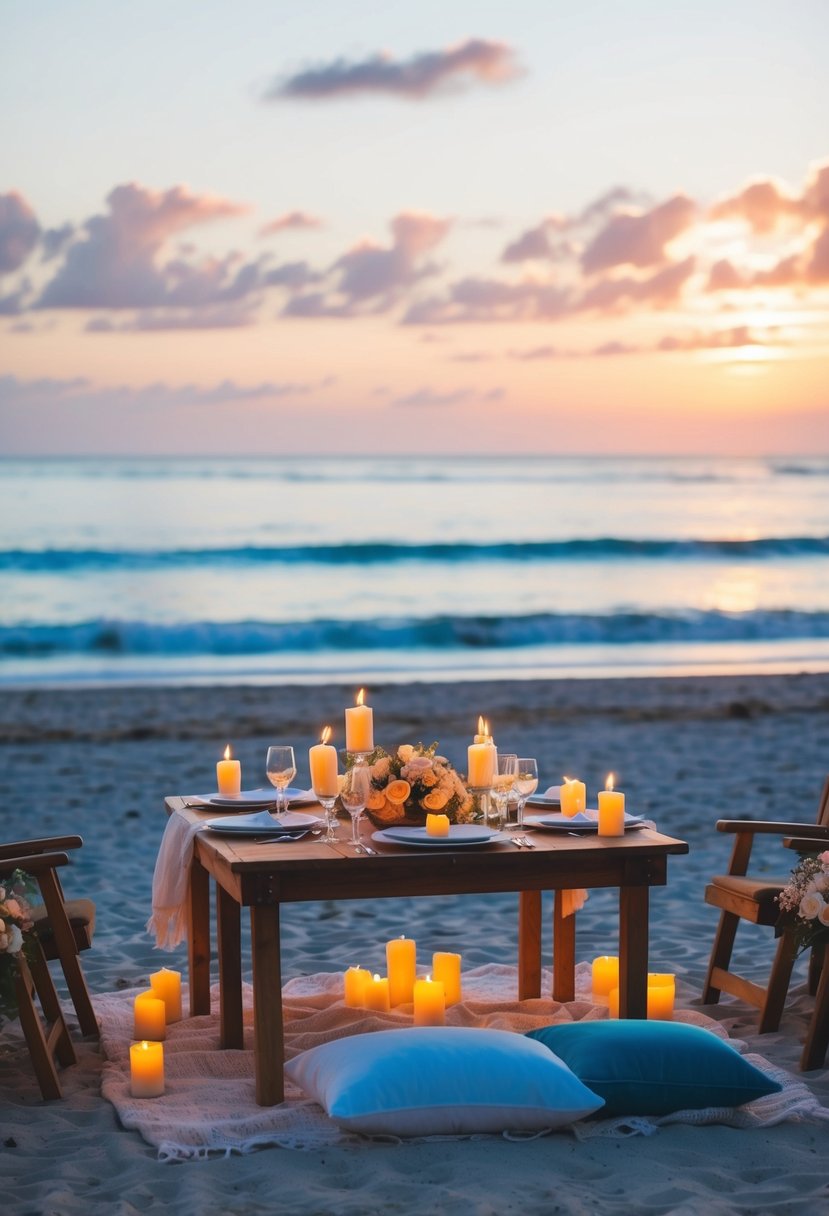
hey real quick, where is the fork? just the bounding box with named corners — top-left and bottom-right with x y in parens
top-left (513, 835), bottom-right (536, 849)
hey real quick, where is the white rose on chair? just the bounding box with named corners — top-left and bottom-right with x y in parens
top-left (799, 891), bottom-right (825, 921)
top-left (777, 851), bottom-right (829, 954)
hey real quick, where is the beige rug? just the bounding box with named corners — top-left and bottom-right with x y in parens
top-left (96, 963), bottom-right (829, 1160)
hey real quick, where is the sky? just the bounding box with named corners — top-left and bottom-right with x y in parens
top-left (1, 0), bottom-right (828, 456)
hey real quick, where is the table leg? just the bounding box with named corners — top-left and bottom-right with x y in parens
top-left (552, 892), bottom-right (576, 1002)
top-left (251, 903), bottom-right (284, 1106)
top-left (188, 856), bottom-right (211, 1016)
top-left (217, 884), bottom-right (243, 1049)
top-left (518, 891), bottom-right (542, 999)
top-left (801, 941), bottom-right (829, 1071)
top-left (619, 885), bottom-right (649, 1018)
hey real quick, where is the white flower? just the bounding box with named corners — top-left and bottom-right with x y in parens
top-left (397, 745), bottom-right (415, 763)
top-left (403, 756), bottom-right (433, 778)
top-left (7, 924), bottom-right (22, 954)
top-left (799, 891), bottom-right (824, 921)
top-left (813, 872), bottom-right (829, 894)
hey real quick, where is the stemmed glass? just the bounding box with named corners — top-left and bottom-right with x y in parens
top-left (340, 761), bottom-right (371, 849)
top-left (313, 789), bottom-right (340, 842)
top-left (265, 745), bottom-right (296, 818)
top-left (490, 753), bottom-right (517, 828)
top-left (511, 758), bottom-right (539, 830)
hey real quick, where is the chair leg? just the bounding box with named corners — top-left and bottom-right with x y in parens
top-left (702, 910), bottom-right (740, 1003)
top-left (801, 942), bottom-right (829, 1071)
top-left (758, 928), bottom-right (797, 1034)
top-left (28, 945), bottom-right (76, 1067)
top-left (13, 954), bottom-right (75, 1100)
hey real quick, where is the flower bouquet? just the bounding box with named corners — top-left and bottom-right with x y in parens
top-left (776, 848), bottom-right (829, 955)
top-left (356, 743), bottom-right (475, 826)
top-left (0, 870), bottom-right (36, 1022)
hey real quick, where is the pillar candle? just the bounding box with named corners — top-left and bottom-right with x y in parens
top-left (432, 951), bottom-right (462, 1005)
top-left (150, 966), bottom-right (182, 1023)
top-left (467, 742), bottom-right (496, 788)
top-left (345, 688), bottom-right (374, 752)
top-left (130, 1040), bottom-right (165, 1098)
top-left (608, 987), bottom-right (620, 1018)
top-left (647, 973), bottom-right (676, 1020)
top-left (386, 935), bottom-right (417, 1006)
top-left (591, 955), bottom-right (619, 1001)
top-left (309, 726), bottom-right (339, 797)
top-left (216, 744), bottom-right (241, 796)
top-left (598, 773), bottom-right (625, 837)
top-left (133, 991), bottom-right (167, 1041)
top-left (413, 975), bottom-right (446, 1026)
top-left (426, 813), bottom-right (450, 837)
top-left (364, 974), bottom-right (391, 1011)
top-left (343, 965), bottom-right (371, 1008)
top-left (560, 777), bottom-right (586, 818)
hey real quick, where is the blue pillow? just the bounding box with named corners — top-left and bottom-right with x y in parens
top-left (526, 1021), bottom-right (781, 1116)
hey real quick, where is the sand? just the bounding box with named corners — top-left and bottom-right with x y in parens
top-left (1, 671), bottom-right (828, 1215)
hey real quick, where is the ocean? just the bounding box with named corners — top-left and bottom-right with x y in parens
top-left (2, 454), bottom-right (828, 687)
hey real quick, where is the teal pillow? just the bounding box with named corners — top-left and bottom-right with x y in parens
top-left (526, 1021), bottom-right (781, 1116)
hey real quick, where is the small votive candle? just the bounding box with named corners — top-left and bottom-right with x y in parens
top-left (216, 744), bottom-right (241, 796)
top-left (591, 955), bottom-right (619, 1002)
top-left (386, 936), bottom-right (417, 1006)
top-left (150, 967), bottom-right (182, 1023)
top-left (130, 1040), bottom-right (165, 1098)
top-left (560, 777), bottom-right (586, 818)
top-left (343, 965), bottom-right (371, 1008)
top-left (426, 813), bottom-right (450, 837)
top-left (598, 773), bottom-right (625, 837)
top-left (432, 951), bottom-right (462, 1005)
top-left (364, 974), bottom-right (391, 1012)
top-left (413, 975), bottom-right (446, 1025)
top-left (133, 990), bottom-right (166, 1041)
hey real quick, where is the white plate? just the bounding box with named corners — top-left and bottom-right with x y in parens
top-left (524, 812), bottom-right (644, 833)
top-left (204, 810), bottom-right (321, 835)
top-left (381, 824), bottom-right (499, 845)
top-left (372, 828), bottom-right (508, 849)
top-left (525, 795), bottom-right (561, 809)
top-left (191, 787), bottom-right (315, 809)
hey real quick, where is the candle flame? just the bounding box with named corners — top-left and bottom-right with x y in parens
top-left (563, 775), bottom-right (573, 784)
top-left (373, 973), bottom-right (381, 982)
top-left (477, 714), bottom-right (485, 734)
top-left (223, 744), bottom-right (232, 761)
top-left (321, 725), bottom-right (332, 745)
top-left (426, 973), bottom-right (432, 982)
top-left (140, 1040), bottom-right (150, 1051)
top-left (357, 688), bottom-right (365, 706)
top-left (606, 773), bottom-right (615, 792)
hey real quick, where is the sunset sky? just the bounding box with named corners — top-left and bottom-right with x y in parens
top-left (1, 0), bottom-right (827, 455)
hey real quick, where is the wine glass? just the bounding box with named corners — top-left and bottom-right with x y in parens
top-left (511, 758), bottom-right (539, 830)
top-left (490, 753), bottom-right (517, 828)
top-left (265, 745), bottom-right (296, 818)
top-left (340, 761), bottom-right (371, 849)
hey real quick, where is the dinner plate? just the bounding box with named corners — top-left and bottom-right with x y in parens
top-left (190, 787), bottom-right (316, 810)
top-left (525, 795), bottom-right (561, 810)
top-left (524, 812), bottom-right (645, 833)
top-left (381, 824), bottom-right (500, 845)
top-left (371, 828), bottom-right (508, 849)
top-left (204, 810), bottom-right (321, 835)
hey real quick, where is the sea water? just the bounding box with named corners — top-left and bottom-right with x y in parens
top-left (1, 454), bottom-right (828, 686)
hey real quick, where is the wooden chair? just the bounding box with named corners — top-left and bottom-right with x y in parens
top-left (702, 776), bottom-right (829, 1042)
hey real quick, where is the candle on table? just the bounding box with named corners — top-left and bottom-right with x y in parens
top-left (345, 688), bottom-right (374, 753)
top-left (591, 955), bottom-right (619, 1002)
top-left (364, 974), bottom-right (391, 1011)
top-left (150, 966), bottom-right (182, 1023)
top-left (647, 973), bottom-right (676, 1020)
top-left (386, 935), bottom-right (417, 1006)
top-left (309, 725), bottom-right (339, 796)
top-left (130, 1040), bottom-right (165, 1098)
top-left (343, 965), bottom-right (371, 1008)
top-left (432, 951), bottom-right (462, 1005)
top-left (560, 776), bottom-right (586, 818)
top-left (426, 813), bottom-right (450, 837)
top-left (468, 718), bottom-right (496, 788)
top-left (216, 744), bottom-right (241, 796)
top-left (598, 773), bottom-right (625, 837)
top-left (413, 975), bottom-right (446, 1026)
top-left (133, 991), bottom-right (167, 1041)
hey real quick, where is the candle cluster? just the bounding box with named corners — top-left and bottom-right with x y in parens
top-left (560, 773), bottom-right (628, 836)
top-left (343, 938), bottom-right (462, 1025)
top-left (591, 956), bottom-right (675, 1020)
top-left (130, 966), bottom-right (182, 1098)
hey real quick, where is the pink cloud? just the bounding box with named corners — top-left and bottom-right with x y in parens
top-left (580, 256), bottom-right (696, 311)
top-left (710, 177), bottom-right (800, 233)
top-left (260, 210), bottom-right (323, 236)
top-left (0, 191), bottom-right (40, 273)
top-left (581, 195), bottom-right (696, 273)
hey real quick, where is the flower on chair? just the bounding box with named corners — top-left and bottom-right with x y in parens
top-left (0, 870), bottom-right (37, 1022)
top-left (776, 850), bottom-right (829, 955)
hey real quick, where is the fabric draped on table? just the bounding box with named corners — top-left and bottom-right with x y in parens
top-left (147, 813), bottom-right (204, 949)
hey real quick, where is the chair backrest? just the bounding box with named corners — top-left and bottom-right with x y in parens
top-left (818, 776), bottom-right (829, 828)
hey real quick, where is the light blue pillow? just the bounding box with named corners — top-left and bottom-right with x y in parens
top-left (285, 1026), bottom-right (604, 1135)
top-left (526, 1021), bottom-right (781, 1116)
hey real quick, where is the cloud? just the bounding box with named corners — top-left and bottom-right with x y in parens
top-left (581, 194), bottom-right (696, 273)
top-left (501, 220), bottom-right (559, 264)
top-left (0, 372), bottom-right (330, 412)
top-left (657, 326), bottom-right (780, 352)
top-left (580, 256), bottom-right (696, 311)
top-left (268, 39), bottom-right (521, 101)
top-left (260, 211), bottom-right (323, 236)
top-left (392, 386), bottom-right (473, 408)
top-left (0, 192), bottom-right (40, 273)
top-left (709, 177), bottom-right (800, 233)
top-left (508, 344), bottom-right (558, 360)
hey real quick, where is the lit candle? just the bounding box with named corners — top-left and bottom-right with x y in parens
top-left (413, 975), bottom-right (446, 1026)
top-left (591, 955), bottom-right (619, 1002)
top-left (150, 967), bottom-right (182, 1023)
top-left (468, 718), bottom-right (496, 788)
top-left (130, 1040), bottom-right (165, 1098)
top-left (364, 974), bottom-right (391, 1011)
top-left (432, 951), bottom-right (462, 1005)
top-left (216, 744), bottom-right (241, 796)
top-left (608, 986), bottom-right (620, 1018)
top-left (426, 813), bottom-right (450, 837)
top-left (598, 773), bottom-right (625, 836)
top-left (343, 965), bottom-right (371, 1008)
top-left (647, 973), bottom-right (676, 1020)
top-left (560, 776), bottom-right (586, 818)
top-left (473, 715), bottom-right (493, 744)
top-left (309, 725), bottom-right (339, 797)
top-left (345, 688), bottom-right (374, 753)
top-left (386, 935), bottom-right (417, 1006)
top-left (133, 991), bottom-right (167, 1041)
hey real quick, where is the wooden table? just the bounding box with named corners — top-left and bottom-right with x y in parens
top-left (165, 798), bottom-right (688, 1105)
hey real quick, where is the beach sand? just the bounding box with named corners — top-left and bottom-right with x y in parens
top-left (2, 671), bottom-right (828, 1215)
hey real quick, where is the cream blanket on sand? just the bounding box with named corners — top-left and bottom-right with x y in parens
top-left (96, 963), bottom-right (829, 1161)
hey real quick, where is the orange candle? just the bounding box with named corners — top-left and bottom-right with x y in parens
top-left (647, 973), bottom-right (676, 1020)
top-left (130, 1040), bottom-right (165, 1098)
top-left (343, 966), bottom-right (371, 1007)
top-left (386, 936), bottom-right (417, 1006)
top-left (150, 967), bottom-right (182, 1023)
top-left (426, 813), bottom-right (450, 837)
top-left (364, 974), bottom-right (391, 1011)
top-left (598, 773), bottom-right (625, 836)
top-left (133, 991), bottom-right (166, 1041)
top-left (216, 744), bottom-right (241, 796)
top-left (591, 955), bottom-right (619, 1002)
top-left (432, 952), bottom-right (462, 1005)
top-left (345, 688), bottom-right (374, 752)
top-left (413, 975), bottom-right (445, 1026)
top-left (560, 777), bottom-right (586, 817)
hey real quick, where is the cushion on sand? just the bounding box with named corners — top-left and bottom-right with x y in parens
top-left (285, 1026), bottom-right (604, 1135)
top-left (526, 1020), bottom-right (782, 1116)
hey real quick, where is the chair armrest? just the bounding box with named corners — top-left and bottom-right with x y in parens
top-left (715, 819), bottom-right (823, 836)
top-left (0, 835), bottom-right (82, 861)
top-left (0, 851), bottom-right (71, 876)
